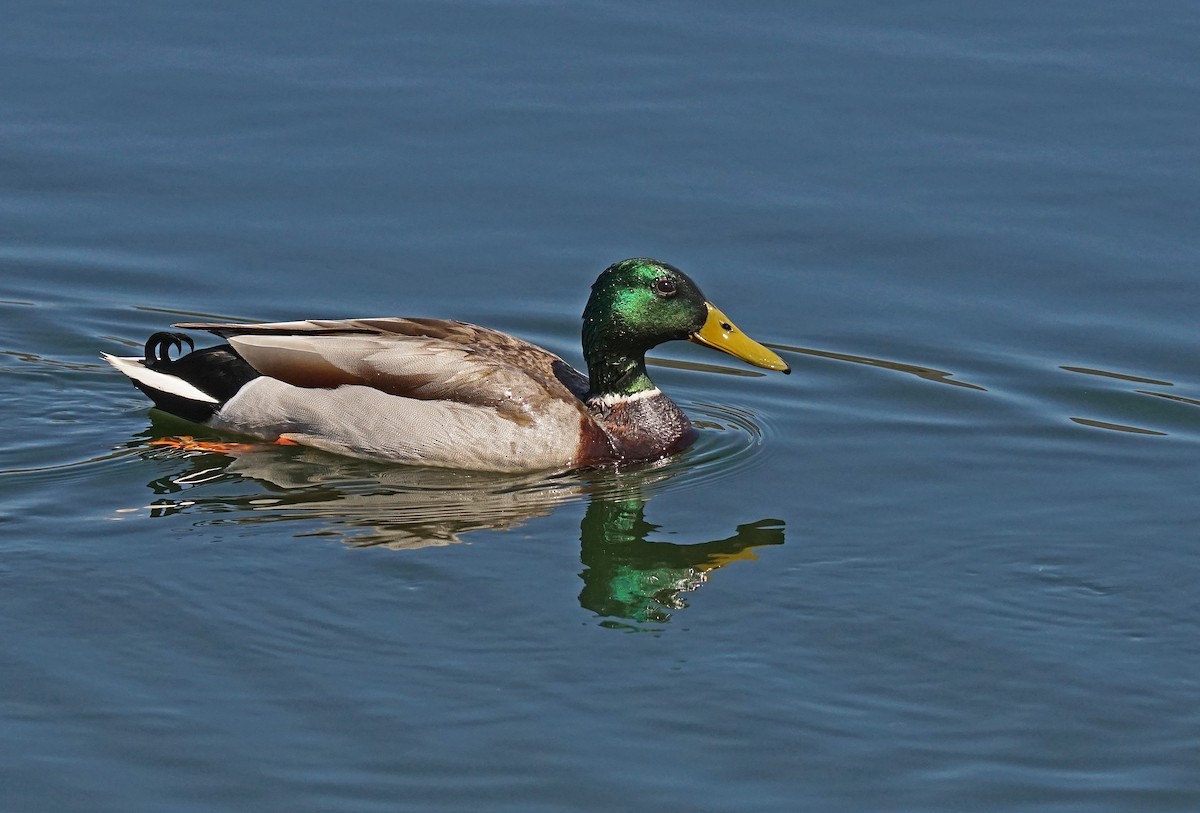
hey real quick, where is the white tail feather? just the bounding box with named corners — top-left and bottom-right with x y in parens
top-left (102, 353), bottom-right (219, 404)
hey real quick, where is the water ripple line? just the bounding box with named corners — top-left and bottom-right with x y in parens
top-left (0, 446), bottom-right (144, 477)
top-left (1136, 390), bottom-right (1200, 408)
top-left (1060, 366), bottom-right (1173, 386)
top-left (769, 342), bottom-right (987, 391)
top-left (1069, 417), bottom-right (1167, 436)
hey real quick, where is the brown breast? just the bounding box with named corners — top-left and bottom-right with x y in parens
top-left (574, 391), bottom-right (697, 467)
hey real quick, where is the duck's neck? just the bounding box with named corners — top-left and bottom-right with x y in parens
top-left (582, 319), bottom-right (657, 401)
top-left (582, 368), bottom-right (696, 461)
top-left (581, 329), bottom-right (697, 461)
top-left (584, 351), bottom-right (656, 401)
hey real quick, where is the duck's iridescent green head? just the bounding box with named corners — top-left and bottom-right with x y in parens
top-left (581, 258), bottom-right (789, 398)
top-left (585, 259), bottom-right (709, 351)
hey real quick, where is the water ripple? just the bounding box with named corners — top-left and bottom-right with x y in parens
top-left (770, 341), bottom-right (987, 391)
top-left (1068, 417), bottom-right (1167, 437)
top-left (1059, 365), bottom-right (1173, 386)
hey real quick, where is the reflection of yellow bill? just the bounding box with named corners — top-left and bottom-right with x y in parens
top-left (688, 303), bottom-right (790, 373)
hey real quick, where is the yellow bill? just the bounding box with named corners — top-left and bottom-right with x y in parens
top-left (688, 303), bottom-right (790, 373)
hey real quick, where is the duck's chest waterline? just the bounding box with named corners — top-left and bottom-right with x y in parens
top-left (586, 389), bottom-right (697, 464)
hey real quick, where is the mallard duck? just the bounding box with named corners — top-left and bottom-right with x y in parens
top-left (104, 258), bottom-right (789, 472)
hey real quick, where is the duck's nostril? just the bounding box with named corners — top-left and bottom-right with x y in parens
top-left (721, 322), bottom-right (733, 331)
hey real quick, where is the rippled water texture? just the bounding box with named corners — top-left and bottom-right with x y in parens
top-left (2, 2), bottom-right (1199, 811)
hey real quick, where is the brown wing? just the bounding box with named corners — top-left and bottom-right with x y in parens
top-left (175, 318), bottom-right (591, 423)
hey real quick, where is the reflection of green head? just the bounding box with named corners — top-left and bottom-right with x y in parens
top-left (577, 496), bottom-right (683, 623)
top-left (582, 258), bottom-right (710, 398)
top-left (578, 494), bottom-right (786, 625)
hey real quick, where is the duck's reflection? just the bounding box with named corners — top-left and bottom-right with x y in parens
top-left (578, 496), bottom-right (783, 624)
top-left (130, 421), bottom-right (785, 624)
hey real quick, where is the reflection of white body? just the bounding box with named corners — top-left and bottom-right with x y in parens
top-left (161, 446), bottom-right (674, 550)
top-left (222, 447), bottom-right (587, 549)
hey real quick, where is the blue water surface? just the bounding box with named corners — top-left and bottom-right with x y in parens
top-left (2, 1), bottom-right (1198, 811)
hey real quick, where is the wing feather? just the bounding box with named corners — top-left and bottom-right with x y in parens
top-left (174, 318), bottom-right (590, 422)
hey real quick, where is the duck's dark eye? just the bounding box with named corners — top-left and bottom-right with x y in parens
top-left (653, 277), bottom-right (677, 297)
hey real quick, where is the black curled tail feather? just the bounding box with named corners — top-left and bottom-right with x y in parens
top-left (132, 332), bottom-right (261, 423)
top-left (144, 332), bottom-right (195, 367)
